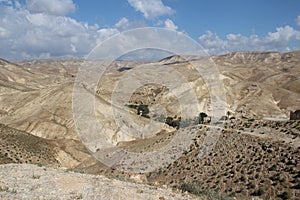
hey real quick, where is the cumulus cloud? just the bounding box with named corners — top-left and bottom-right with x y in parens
top-left (115, 17), bottom-right (147, 31)
top-left (127, 0), bottom-right (174, 19)
top-left (26, 0), bottom-right (76, 16)
top-left (0, 3), bottom-right (119, 60)
top-left (1, 1), bottom-right (299, 60)
top-left (116, 17), bottom-right (130, 30)
top-left (198, 26), bottom-right (300, 55)
top-left (164, 18), bottom-right (178, 31)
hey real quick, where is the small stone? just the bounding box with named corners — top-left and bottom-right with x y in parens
top-left (0, 182), bottom-right (9, 192)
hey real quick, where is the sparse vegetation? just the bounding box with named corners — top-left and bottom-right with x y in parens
top-left (179, 182), bottom-right (233, 199)
top-left (252, 188), bottom-right (264, 196)
top-left (1, 53), bottom-right (300, 199)
top-left (147, 120), bottom-right (300, 199)
top-left (278, 191), bottom-right (291, 200)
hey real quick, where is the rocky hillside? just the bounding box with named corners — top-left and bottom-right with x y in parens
top-left (0, 51), bottom-right (299, 199)
top-left (0, 123), bottom-right (104, 170)
top-left (146, 120), bottom-right (300, 199)
top-left (212, 51), bottom-right (300, 118)
top-left (0, 51), bottom-right (299, 143)
top-left (0, 51), bottom-right (299, 165)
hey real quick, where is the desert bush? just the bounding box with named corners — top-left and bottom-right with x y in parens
top-left (291, 183), bottom-right (300, 189)
top-left (173, 160), bottom-right (178, 166)
top-left (278, 191), bottom-right (291, 200)
top-left (201, 190), bottom-right (233, 200)
top-left (179, 182), bottom-right (233, 199)
top-left (137, 104), bottom-right (150, 118)
top-left (252, 187), bottom-right (264, 196)
top-left (199, 112), bottom-right (208, 124)
top-left (248, 182), bottom-right (255, 189)
top-left (165, 117), bottom-right (179, 128)
top-left (179, 183), bottom-right (195, 193)
top-left (126, 104), bottom-right (150, 118)
top-left (240, 175), bottom-right (246, 182)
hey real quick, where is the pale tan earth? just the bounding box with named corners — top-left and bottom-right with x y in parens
top-left (0, 51), bottom-right (299, 199)
top-left (0, 164), bottom-right (200, 200)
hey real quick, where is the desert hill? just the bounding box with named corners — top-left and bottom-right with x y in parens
top-left (212, 51), bottom-right (300, 119)
top-left (0, 123), bottom-right (106, 170)
top-left (0, 51), bottom-right (299, 143)
top-left (0, 51), bottom-right (299, 199)
top-left (146, 120), bottom-right (300, 199)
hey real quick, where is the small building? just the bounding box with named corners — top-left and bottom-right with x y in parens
top-left (290, 110), bottom-right (300, 120)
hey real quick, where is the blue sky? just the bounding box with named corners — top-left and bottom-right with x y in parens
top-left (70, 0), bottom-right (300, 38)
top-left (0, 0), bottom-right (300, 60)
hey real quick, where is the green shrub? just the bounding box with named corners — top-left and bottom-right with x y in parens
top-left (165, 117), bottom-right (180, 129)
top-left (179, 183), bottom-right (196, 194)
top-left (199, 112), bottom-right (208, 124)
top-left (126, 104), bottom-right (150, 118)
top-left (137, 104), bottom-right (150, 118)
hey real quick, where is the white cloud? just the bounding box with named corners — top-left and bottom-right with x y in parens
top-left (198, 26), bottom-right (300, 55)
top-left (115, 17), bottom-right (147, 31)
top-left (127, 0), bottom-right (174, 19)
top-left (1, 2), bottom-right (299, 60)
top-left (116, 17), bottom-right (130, 30)
top-left (0, 4), bottom-right (119, 60)
top-left (296, 15), bottom-right (300, 26)
top-left (87, 27), bottom-right (206, 61)
top-left (26, 0), bottom-right (76, 16)
top-left (164, 18), bottom-right (177, 31)
top-left (0, 27), bottom-right (10, 38)
top-left (96, 28), bottom-right (119, 44)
